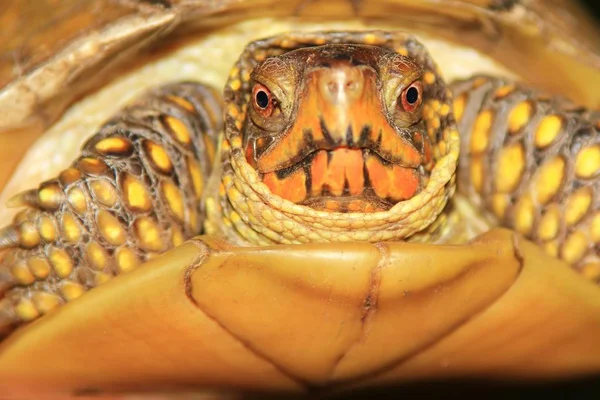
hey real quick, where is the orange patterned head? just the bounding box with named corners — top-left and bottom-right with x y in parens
top-left (243, 44), bottom-right (434, 212)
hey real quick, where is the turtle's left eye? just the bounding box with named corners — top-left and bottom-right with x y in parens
top-left (252, 83), bottom-right (275, 117)
top-left (399, 81), bottom-right (423, 113)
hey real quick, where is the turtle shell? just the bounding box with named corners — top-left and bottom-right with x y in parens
top-left (0, 0), bottom-right (599, 397)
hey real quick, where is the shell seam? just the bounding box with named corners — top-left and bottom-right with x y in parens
top-left (329, 242), bottom-right (389, 380)
top-left (184, 237), bottom-right (311, 391)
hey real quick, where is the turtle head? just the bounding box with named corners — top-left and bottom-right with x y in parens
top-left (214, 31), bottom-right (459, 244)
top-left (242, 44), bottom-right (433, 212)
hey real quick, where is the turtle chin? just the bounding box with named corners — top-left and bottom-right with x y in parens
top-left (260, 147), bottom-right (423, 213)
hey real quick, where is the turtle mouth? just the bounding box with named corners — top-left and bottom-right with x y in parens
top-left (260, 146), bottom-right (421, 213)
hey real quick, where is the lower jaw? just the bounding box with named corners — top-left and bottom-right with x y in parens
top-left (260, 148), bottom-right (423, 213)
top-left (300, 195), bottom-right (395, 213)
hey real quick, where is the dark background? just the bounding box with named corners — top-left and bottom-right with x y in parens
top-left (580, 0), bottom-right (600, 21)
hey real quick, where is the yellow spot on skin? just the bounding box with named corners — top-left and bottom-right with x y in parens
top-left (89, 179), bottom-right (118, 207)
top-left (94, 271), bottom-right (113, 285)
top-left (472, 77), bottom-right (488, 88)
top-left (538, 206), bottom-right (561, 241)
top-left (470, 157), bottom-right (484, 193)
top-left (423, 71), bottom-right (436, 85)
top-left (143, 140), bottom-right (173, 174)
top-left (77, 157), bottom-right (108, 176)
top-left (10, 261), bottom-right (35, 285)
top-left (513, 195), bottom-right (535, 235)
top-left (94, 137), bottom-right (133, 157)
top-left (28, 256), bottom-right (51, 279)
top-left (590, 212), bottom-right (600, 243)
top-left (363, 33), bottom-right (377, 44)
top-left (470, 110), bottom-right (493, 155)
top-left (121, 173), bottom-right (152, 212)
top-left (187, 157), bottom-right (204, 198)
top-left (565, 186), bottom-right (592, 226)
top-left (17, 222), bottom-right (40, 248)
top-left (543, 240), bottom-right (559, 258)
top-left (495, 143), bottom-right (525, 193)
top-left (161, 181), bottom-right (185, 222)
top-left (533, 157), bottom-right (565, 204)
top-left (38, 183), bottom-right (63, 211)
top-left (253, 50), bottom-right (267, 62)
top-left (164, 116), bottom-right (191, 145)
top-left (439, 104), bottom-right (450, 117)
top-left (230, 79), bottom-right (242, 91)
top-left (59, 168), bottom-right (81, 186)
top-left (171, 226), bottom-right (184, 247)
top-left (15, 298), bottom-right (39, 321)
top-left (227, 103), bottom-right (239, 118)
top-left (61, 212), bottom-right (81, 244)
top-left (575, 145), bottom-right (600, 178)
top-left (60, 281), bottom-right (85, 301)
top-left (166, 95), bottom-right (195, 112)
top-left (279, 39), bottom-right (296, 48)
top-left (116, 247), bottom-right (139, 273)
top-left (491, 194), bottom-right (510, 219)
top-left (507, 101), bottom-right (532, 134)
top-left (221, 140), bottom-right (231, 152)
top-left (231, 136), bottom-right (242, 148)
top-left (134, 217), bottom-right (164, 252)
top-left (85, 241), bottom-right (108, 270)
top-left (493, 84), bottom-right (515, 99)
top-left (534, 115), bottom-right (562, 148)
top-left (395, 47), bottom-right (408, 56)
top-left (581, 263), bottom-right (600, 281)
top-left (49, 248), bottom-right (73, 278)
top-left (96, 210), bottom-right (126, 246)
top-left (228, 67), bottom-right (239, 79)
top-left (67, 187), bottom-right (87, 214)
top-left (32, 292), bottom-right (62, 314)
top-left (561, 230), bottom-right (588, 265)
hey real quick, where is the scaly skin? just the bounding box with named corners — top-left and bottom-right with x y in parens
top-left (0, 31), bottom-right (598, 335)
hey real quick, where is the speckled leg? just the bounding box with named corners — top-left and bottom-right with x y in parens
top-left (452, 76), bottom-right (600, 280)
top-left (0, 82), bottom-right (222, 332)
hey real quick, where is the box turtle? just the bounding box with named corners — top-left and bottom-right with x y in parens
top-left (0, 0), bottom-right (599, 397)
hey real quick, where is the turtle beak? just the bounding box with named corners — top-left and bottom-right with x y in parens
top-left (256, 62), bottom-right (421, 173)
top-left (314, 64), bottom-right (367, 143)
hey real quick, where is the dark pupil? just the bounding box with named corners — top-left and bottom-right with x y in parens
top-left (256, 90), bottom-right (270, 109)
top-left (406, 87), bottom-right (419, 104)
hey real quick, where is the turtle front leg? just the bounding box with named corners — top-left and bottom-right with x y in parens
top-left (452, 77), bottom-right (600, 280)
top-left (0, 82), bottom-right (223, 333)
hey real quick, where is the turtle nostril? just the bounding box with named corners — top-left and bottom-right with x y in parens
top-left (327, 81), bottom-right (339, 94)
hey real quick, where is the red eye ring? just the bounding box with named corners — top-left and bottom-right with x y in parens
top-left (399, 81), bottom-right (423, 113)
top-left (252, 83), bottom-right (274, 117)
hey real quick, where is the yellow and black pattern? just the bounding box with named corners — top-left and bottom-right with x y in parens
top-left (0, 82), bottom-right (222, 329)
top-left (452, 76), bottom-right (600, 279)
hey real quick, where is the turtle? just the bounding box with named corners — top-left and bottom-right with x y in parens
top-left (0, 0), bottom-right (599, 398)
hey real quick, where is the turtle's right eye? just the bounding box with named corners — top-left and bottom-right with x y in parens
top-left (252, 83), bottom-right (275, 117)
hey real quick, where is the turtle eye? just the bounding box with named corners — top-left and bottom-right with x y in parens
top-left (399, 81), bottom-right (423, 113)
top-left (252, 83), bottom-right (275, 117)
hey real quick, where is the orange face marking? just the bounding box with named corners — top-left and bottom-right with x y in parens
top-left (365, 155), bottom-right (419, 201)
top-left (262, 169), bottom-right (307, 204)
top-left (256, 63), bottom-right (421, 173)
